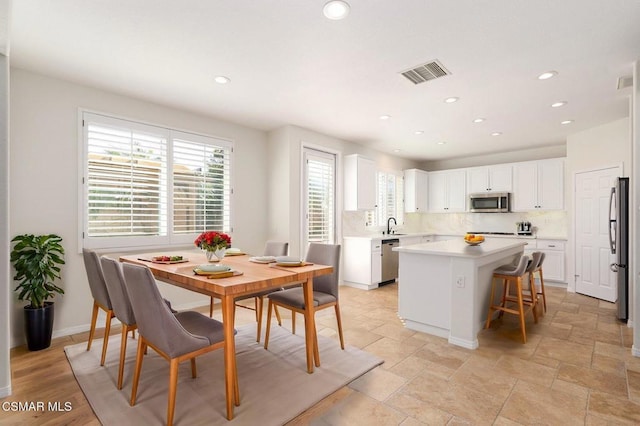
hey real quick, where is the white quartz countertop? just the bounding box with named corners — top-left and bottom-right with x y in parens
top-left (393, 238), bottom-right (526, 258)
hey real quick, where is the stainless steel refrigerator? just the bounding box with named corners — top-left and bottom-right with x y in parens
top-left (609, 177), bottom-right (629, 321)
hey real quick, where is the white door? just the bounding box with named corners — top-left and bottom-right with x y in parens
top-left (302, 148), bottom-right (336, 252)
top-left (575, 166), bottom-right (620, 301)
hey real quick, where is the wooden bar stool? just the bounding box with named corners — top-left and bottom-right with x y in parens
top-left (532, 252), bottom-right (547, 313)
top-left (485, 254), bottom-right (540, 343)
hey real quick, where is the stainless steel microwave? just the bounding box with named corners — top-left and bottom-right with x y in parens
top-left (469, 192), bottom-right (510, 213)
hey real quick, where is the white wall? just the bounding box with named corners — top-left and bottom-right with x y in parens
top-left (632, 60), bottom-right (640, 357)
top-left (565, 118), bottom-right (631, 294)
top-left (267, 125), bottom-right (419, 257)
top-left (9, 69), bottom-right (270, 346)
top-left (0, 54), bottom-right (11, 396)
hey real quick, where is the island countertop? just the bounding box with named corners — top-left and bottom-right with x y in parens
top-left (394, 238), bottom-right (526, 258)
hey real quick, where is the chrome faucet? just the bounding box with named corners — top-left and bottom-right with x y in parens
top-left (386, 217), bottom-right (397, 235)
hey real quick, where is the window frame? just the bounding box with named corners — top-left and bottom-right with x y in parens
top-left (366, 169), bottom-right (404, 229)
top-left (78, 110), bottom-right (234, 252)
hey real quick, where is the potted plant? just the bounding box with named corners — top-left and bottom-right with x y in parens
top-left (195, 231), bottom-right (231, 262)
top-left (10, 234), bottom-right (65, 351)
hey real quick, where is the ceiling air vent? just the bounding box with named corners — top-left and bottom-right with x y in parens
top-left (401, 60), bottom-right (451, 85)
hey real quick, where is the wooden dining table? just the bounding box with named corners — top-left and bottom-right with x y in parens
top-left (119, 250), bottom-right (333, 420)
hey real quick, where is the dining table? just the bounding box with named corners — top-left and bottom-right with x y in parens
top-left (119, 249), bottom-right (333, 420)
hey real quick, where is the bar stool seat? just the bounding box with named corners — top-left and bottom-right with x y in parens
top-left (485, 253), bottom-right (540, 343)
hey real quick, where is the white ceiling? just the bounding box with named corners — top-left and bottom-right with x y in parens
top-left (7, 0), bottom-right (640, 161)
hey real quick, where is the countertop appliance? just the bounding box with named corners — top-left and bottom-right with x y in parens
top-left (609, 177), bottom-right (629, 321)
top-left (516, 221), bottom-right (532, 235)
top-left (469, 192), bottom-right (510, 213)
top-left (381, 238), bottom-right (399, 285)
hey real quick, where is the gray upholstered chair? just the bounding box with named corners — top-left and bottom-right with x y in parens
top-left (82, 248), bottom-right (114, 366)
top-left (122, 262), bottom-right (237, 426)
top-left (100, 256), bottom-right (138, 390)
top-left (263, 243), bottom-right (344, 363)
top-left (209, 241), bottom-right (289, 343)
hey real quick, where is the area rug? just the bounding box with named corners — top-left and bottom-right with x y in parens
top-left (65, 324), bottom-right (383, 425)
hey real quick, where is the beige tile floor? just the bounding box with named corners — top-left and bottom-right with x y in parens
top-left (283, 283), bottom-right (640, 425)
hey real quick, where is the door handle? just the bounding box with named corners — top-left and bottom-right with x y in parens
top-left (610, 263), bottom-right (619, 272)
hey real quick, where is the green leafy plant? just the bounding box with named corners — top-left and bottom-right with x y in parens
top-left (10, 234), bottom-right (65, 309)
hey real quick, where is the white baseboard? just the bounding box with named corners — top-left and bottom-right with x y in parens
top-left (0, 384), bottom-right (11, 398)
top-left (342, 281), bottom-right (379, 291)
top-left (11, 301), bottom-right (212, 348)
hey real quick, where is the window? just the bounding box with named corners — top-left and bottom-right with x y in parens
top-left (81, 112), bottom-right (232, 249)
top-left (367, 170), bottom-right (404, 227)
top-left (302, 148), bottom-right (336, 246)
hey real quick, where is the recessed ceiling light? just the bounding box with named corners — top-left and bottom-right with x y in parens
top-left (414, 130), bottom-right (424, 135)
top-left (323, 1), bottom-right (350, 20)
top-left (214, 76), bottom-right (230, 84)
top-left (437, 141), bottom-right (447, 145)
top-left (393, 149), bottom-right (402, 153)
top-left (538, 71), bottom-right (558, 80)
top-left (379, 115), bottom-right (391, 120)
top-left (561, 120), bottom-right (574, 125)
top-left (551, 101), bottom-right (567, 108)
top-left (491, 132), bottom-right (502, 136)
top-left (444, 97), bottom-right (459, 103)
top-left (473, 118), bottom-right (485, 123)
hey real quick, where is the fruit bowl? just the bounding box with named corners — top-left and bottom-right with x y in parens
top-left (464, 240), bottom-right (483, 246)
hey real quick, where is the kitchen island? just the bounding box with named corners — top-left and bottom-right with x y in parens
top-left (394, 238), bottom-right (526, 349)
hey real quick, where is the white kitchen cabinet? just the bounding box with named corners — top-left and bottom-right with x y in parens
top-left (428, 169), bottom-right (466, 212)
top-left (344, 154), bottom-right (376, 211)
top-left (466, 164), bottom-right (512, 194)
top-left (404, 169), bottom-right (429, 212)
top-left (534, 239), bottom-right (565, 282)
top-left (343, 238), bottom-right (382, 290)
top-left (512, 159), bottom-right (564, 211)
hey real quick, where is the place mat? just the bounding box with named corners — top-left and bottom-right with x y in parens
top-left (65, 324), bottom-right (383, 425)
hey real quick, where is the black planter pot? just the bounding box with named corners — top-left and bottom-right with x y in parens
top-left (24, 302), bottom-right (54, 351)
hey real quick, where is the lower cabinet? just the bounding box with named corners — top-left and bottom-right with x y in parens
top-left (524, 239), bottom-right (565, 283)
top-left (343, 238), bottom-right (382, 290)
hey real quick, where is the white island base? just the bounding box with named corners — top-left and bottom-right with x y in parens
top-left (395, 239), bottom-right (526, 349)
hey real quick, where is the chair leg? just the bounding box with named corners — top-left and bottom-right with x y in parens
top-left (87, 301), bottom-right (99, 351)
top-left (100, 311), bottom-right (114, 366)
top-left (167, 359), bottom-right (179, 426)
top-left (312, 322), bottom-right (320, 367)
top-left (274, 305), bottom-right (282, 326)
top-left (538, 269), bottom-right (547, 312)
top-left (209, 296), bottom-right (215, 318)
top-left (498, 278), bottom-right (509, 318)
top-left (334, 303), bottom-right (345, 350)
top-left (516, 277), bottom-right (527, 344)
top-left (292, 312), bottom-right (296, 335)
top-left (130, 338), bottom-right (145, 406)
top-left (529, 272), bottom-right (539, 324)
top-left (264, 300), bottom-right (274, 350)
top-left (117, 325), bottom-right (129, 389)
top-left (485, 277), bottom-right (497, 329)
top-left (191, 358), bottom-right (197, 378)
top-left (130, 329), bottom-right (136, 339)
top-left (254, 297), bottom-right (259, 322)
top-left (256, 296), bottom-right (264, 342)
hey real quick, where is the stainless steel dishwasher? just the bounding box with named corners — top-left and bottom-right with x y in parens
top-left (381, 238), bottom-right (399, 285)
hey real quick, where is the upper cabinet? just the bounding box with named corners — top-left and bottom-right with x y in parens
top-left (512, 158), bottom-right (564, 211)
top-left (466, 164), bottom-right (512, 194)
top-left (428, 169), bottom-right (466, 212)
top-left (404, 169), bottom-right (429, 213)
top-left (344, 154), bottom-right (376, 211)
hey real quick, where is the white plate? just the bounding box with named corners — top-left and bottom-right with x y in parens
top-left (250, 256), bottom-right (276, 263)
top-left (195, 264), bottom-right (231, 272)
top-left (275, 261), bottom-right (305, 267)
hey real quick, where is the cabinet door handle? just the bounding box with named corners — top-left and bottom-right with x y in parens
top-left (548, 245), bottom-right (556, 248)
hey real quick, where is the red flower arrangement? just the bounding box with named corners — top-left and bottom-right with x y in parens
top-left (194, 231), bottom-right (231, 251)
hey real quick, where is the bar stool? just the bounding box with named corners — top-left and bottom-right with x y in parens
top-left (533, 252), bottom-right (547, 313)
top-left (485, 253), bottom-right (540, 343)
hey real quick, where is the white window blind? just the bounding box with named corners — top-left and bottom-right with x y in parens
top-left (367, 170), bottom-right (404, 227)
top-left (304, 150), bottom-right (335, 244)
top-left (82, 112), bottom-right (232, 249)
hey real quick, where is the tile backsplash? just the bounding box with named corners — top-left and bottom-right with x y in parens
top-left (343, 210), bottom-right (567, 238)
